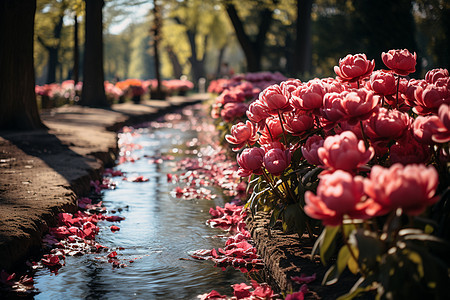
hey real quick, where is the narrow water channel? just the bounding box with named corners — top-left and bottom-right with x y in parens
top-left (33, 104), bottom-right (251, 299)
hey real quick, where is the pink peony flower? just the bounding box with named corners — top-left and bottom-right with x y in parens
top-left (381, 49), bottom-right (417, 76)
top-left (225, 121), bottom-right (259, 151)
top-left (220, 102), bottom-right (248, 122)
top-left (389, 132), bottom-right (431, 165)
top-left (259, 117), bottom-right (283, 145)
top-left (301, 135), bottom-right (324, 166)
top-left (334, 53), bottom-right (375, 83)
top-left (237, 147), bottom-right (265, 177)
top-left (320, 92), bottom-right (347, 123)
top-left (367, 70), bottom-right (397, 96)
top-left (259, 84), bottom-right (292, 114)
top-left (304, 170), bottom-right (374, 226)
top-left (364, 107), bottom-right (411, 141)
top-left (246, 99), bottom-right (270, 129)
top-left (433, 104), bottom-right (450, 143)
top-left (364, 164), bottom-right (438, 216)
top-left (263, 148), bottom-right (291, 176)
top-left (340, 89), bottom-right (380, 124)
top-left (317, 131), bottom-right (375, 172)
top-left (280, 79), bottom-right (303, 99)
top-left (283, 113), bottom-right (315, 136)
top-left (413, 82), bottom-right (450, 115)
top-left (412, 115), bottom-right (447, 145)
top-left (425, 68), bottom-right (449, 84)
top-left (318, 131), bottom-right (374, 173)
top-left (290, 79), bottom-right (327, 113)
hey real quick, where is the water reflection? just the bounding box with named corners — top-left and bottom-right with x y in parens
top-left (33, 106), bottom-right (250, 299)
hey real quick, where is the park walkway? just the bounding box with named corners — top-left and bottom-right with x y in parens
top-left (0, 94), bottom-right (209, 271)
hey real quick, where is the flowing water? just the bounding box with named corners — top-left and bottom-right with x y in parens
top-left (33, 104), bottom-right (251, 299)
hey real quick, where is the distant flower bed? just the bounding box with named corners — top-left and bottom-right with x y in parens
top-left (212, 50), bottom-right (450, 299)
top-left (35, 78), bottom-right (195, 108)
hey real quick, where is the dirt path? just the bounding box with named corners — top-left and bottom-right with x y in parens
top-left (0, 95), bottom-right (208, 271)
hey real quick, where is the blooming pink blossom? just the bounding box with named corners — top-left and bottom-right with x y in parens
top-left (225, 121), bottom-right (259, 151)
top-left (237, 147), bottom-right (265, 177)
top-left (247, 99), bottom-right (270, 129)
top-left (334, 53), bottom-right (375, 83)
top-left (413, 82), bottom-right (450, 115)
top-left (318, 131), bottom-right (374, 172)
top-left (412, 115), bottom-right (447, 145)
top-left (382, 49), bottom-right (417, 76)
top-left (433, 104), bottom-right (450, 143)
top-left (304, 170), bottom-right (374, 226)
top-left (259, 117), bottom-right (283, 144)
top-left (280, 79), bottom-right (303, 98)
top-left (364, 164), bottom-right (438, 216)
top-left (290, 79), bottom-right (327, 113)
top-left (320, 92), bottom-right (347, 123)
top-left (367, 70), bottom-right (397, 96)
top-left (283, 113), bottom-right (315, 136)
top-left (364, 107), bottom-right (410, 141)
top-left (301, 135), bottom-right (324, 166)
top-left (259, 84), bottom-right (292, 114)
top-left (220, 102), bottom-right (248, 122)
top-left (389, 132), bottom-right (431, 165)
top-left (340, 89), bottom-right (380, 124)
top-left (263, 148), bottom-right (291, 176)
top-left (425, 68), bottom-right (449, 84)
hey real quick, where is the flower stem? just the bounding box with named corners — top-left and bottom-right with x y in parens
top-left (395, 75), bottom-right (400, 109)
top-left (360, 120), bottom-right (370, 150)
top-left (277, 109), bottom-right (288, 146)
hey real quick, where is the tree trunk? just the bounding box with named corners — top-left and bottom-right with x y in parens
top-left (224, 1), bottom-right (276, 72)
top-left (151, 0), bottom-right (165, 100)
top-left (79, 0), bottom-right (108, 107)
top-left (293, 0), bottom-right (313, 76)
top-left (73, 13), bottom-right (79, 85)
top-left (0, 0), bottom-right (45, 130)
top-left (166, 46), bottom-right (182, 79)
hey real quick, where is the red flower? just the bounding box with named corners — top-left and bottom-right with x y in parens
top-left (283, 113), bottom-right (314, 136)
top-left (389, 132), bottom-right (431, 165)
top-left (433, 104), bottom-right (450, 143)
top-left (367, 70), bottom-right (397, 96)
top-left (412, 115), bottom-right (447, 145)
top-left (364, 164), bottom-right (438, 216)
top-left (290, 79), bottom-right (327, 113)
top-left (305, 170), bottom-right (374, 226)
top-left (340, 89), bottom-right (380, 124)
top-left (381, 49), bottom-right (416, 76)
top-left (220, 102), bottom-right (248, 122)
top-left (318, 131), bottom-right (374, 173)
top-left (259, 84), bottom-right (292, 114)
top-left (364, 107), bottom-right (411, 141)
top-left (225, 121), bottom-right (259, 151)
top-left (413, 82), bottom-right (450, 115)
top-left (237, 147), bottom-right (265, 177)
top-left (334, 53), bottom-right (375, 82)
top-left (425, 68), bottom-right (449, 84)
top-left (263, 148), bottom-right (291, 176)
top-left (301, 135), bottom-right (324, 166)
top-left (259, 117), bottom-right (283, 144)
top-left (247, 99), bottom-right (270, 129)
top-left (320, 92), bottom-right (347, 123)
top-left (198, 290), bottom-right (227, 300)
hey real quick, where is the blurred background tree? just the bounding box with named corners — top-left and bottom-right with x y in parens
top-left (32, 0), bottom-right (449, 86)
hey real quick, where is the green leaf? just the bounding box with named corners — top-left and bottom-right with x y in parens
top-left (317, 225), bottom-right (340, 265)
top-left (337, 245), bottom-right (351, 276)
top-left (353, 229), bottom-right (384, 270)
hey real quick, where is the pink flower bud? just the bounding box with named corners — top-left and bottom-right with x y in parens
top-left (263, 148), bottom-right (291, 176)
top-left (237, 147), bottom-right (265, 177)
top-left (381, 49), bottom-right (417, 76)
top-left (301, 135), bottom-right (324, 166)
